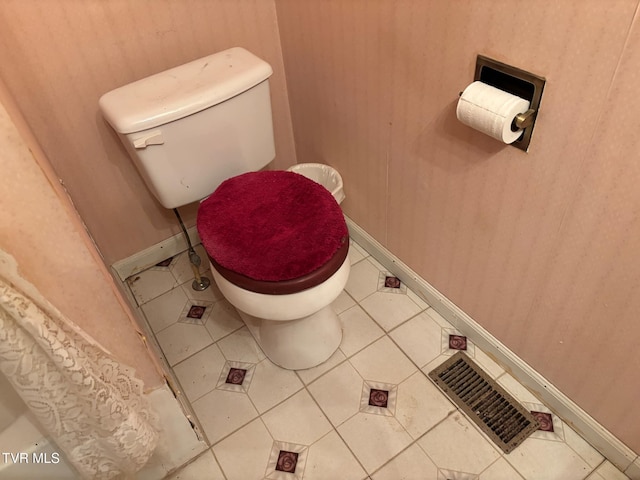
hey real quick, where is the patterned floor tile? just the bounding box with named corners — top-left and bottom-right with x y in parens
top-left (173, 344), bottom-right (227, 402)
top-left (496, 373), bottom-right (540, 404)
top-left (212, 419), bottom-right (273, 480)
top-left (166, 450), bottom-right (225, 480)
top-left (377, 272), bottom-right (407, 294)
top-left (563, 425), bottom-right (604, 469)
top-left (178, 300), bottom-right (213, 325)
top-left (216, 360), bottom-right (256, 393)
top-left (417, 412), bottom-right (501, 475)
top-left (265, 441), bottom-right (307, 480)
top-left (203, 299), bottom-right (244, 341)
top-left (338, 413), bottom-right (413, 474)
top-left (127, 268), bottom-right (177, 306)
top-left (438, 469), bottom-right (479, 480)
top-left (141, 286), bottom-right (189, 333)
top-left (304, 431), bottom-right (367, 480)
top-left (394, 371), bottom-right (456, 439)
top-left (191, 388), bottom-right (258, 445)
top-left (155, 322), bottom-right (214, 366)
top-left (295, 347), bottom-right (346, 385)
top-left (122, 237), bottom-right (631, 480)
top-left (479, 458), bottom-right (524, 480)
top-left (390, 309), bottom-right (450, 368)
top-left (503, 436), bottom-right (593, 480)
top-left (307, 361), bottom-right (365, 427)
top-left (472, 348), bottom-right (506, 379)
top-left (441, 328), bottom-right (476, 357)
top-left (525, 403), bottom-right (564, 441)
top-left (332, 290), bottom-right (357, 314)
top-left (216, 326), bottom-right (266, 364)
top-left (586, 460), bottom-right (631, 480)
top-left (360, 290), bottom-right (423, 331)
top-left (349, 240), bottom-right (369, 265)
top-left (261, 390), bottom-right (333, 446)
top-left (349, 336), bottom-right (417, 385)
top-left (360, 381), bottom-right (397, 417)
top-left (345, 259), bottom-right (383, 301)
top-left (338, 305), bottom-right (385, 357)
top-left (371, 443), bottom-right (438, 480)
top-left (246, 359), bottom-right (303, 413)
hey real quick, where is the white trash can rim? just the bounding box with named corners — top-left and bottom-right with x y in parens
top-left (287, 163), bottom-right (345, 205)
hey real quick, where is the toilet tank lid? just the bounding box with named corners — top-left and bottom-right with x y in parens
top-left (98, 47), bottom-right (273, 134)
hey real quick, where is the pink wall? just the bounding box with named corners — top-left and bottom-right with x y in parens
top-left (0, 81), bottom-right (163, 390)
top-left (275, 0), bottom-right (640, 453)
top-left (1, 0), bottom-right (639, 456)
top-left (0, 0), bottom-right (296, 265)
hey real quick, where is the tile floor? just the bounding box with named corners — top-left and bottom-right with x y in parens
top-left (125, 241), bottom-right (629, 480)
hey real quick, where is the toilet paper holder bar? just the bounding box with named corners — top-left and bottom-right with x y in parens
top-left (513, 109), bottom-right (536, 130)
top-left (460, 55), bottom-right (546, 151)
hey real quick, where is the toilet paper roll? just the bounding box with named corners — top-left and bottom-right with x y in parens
top-left (456, 81), bottom-right (531, 144)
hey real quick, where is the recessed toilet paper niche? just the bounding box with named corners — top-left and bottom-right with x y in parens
top-left (473, 55), bottom-right (546, 151)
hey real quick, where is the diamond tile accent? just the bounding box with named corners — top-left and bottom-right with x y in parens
top-left (187, 305), bottom-right (207, 319)
top-left (531, 411), bottom-right (554, 432)
top-left (437, 469), bottom-right (479, 480)
top-left (275, 450), bottom-right (299, 472)
top-left (377, 271), bottom-right (408, 294)
top-left (441, 328), bottom-right (475, 357)
top-left (265, 441), bottom-right (307, 480)
top-left (369, 388), bottom-right (389, 408)
top-left (216, 361), bottom-right (255, 393)
top-left (385, 276), bottom-right (401, 288)
top-left (178, 300), bottom-right (213, 325)
top-left (524, 402), bottom-right (565, 441)
top-left (226, 367), bottom-right (247, 385)
top-left (360, 381), bottom-right (397, 416)
top-left (448, 334), bottom-right (467, 351)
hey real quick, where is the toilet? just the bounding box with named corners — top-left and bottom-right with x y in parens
top-left (99, 47), bottom-right (349, 369)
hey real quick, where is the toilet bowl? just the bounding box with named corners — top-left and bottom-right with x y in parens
top-left (197, 170), bottom-right (349, 370)
top-left (99, 47), bottom-right (350, 370)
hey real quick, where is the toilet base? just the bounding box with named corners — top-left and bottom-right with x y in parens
top-left (237, 306), bottom-right (343, 370)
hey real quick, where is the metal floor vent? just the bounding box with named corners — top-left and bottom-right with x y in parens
top-left (429, 352), bottom-right (539, 454)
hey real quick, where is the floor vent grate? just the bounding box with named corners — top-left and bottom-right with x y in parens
top-left (429, 352), bottom-right (540, 454)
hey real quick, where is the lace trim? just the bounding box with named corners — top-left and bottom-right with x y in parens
top-left (0, 277), bottom-right (158, 479)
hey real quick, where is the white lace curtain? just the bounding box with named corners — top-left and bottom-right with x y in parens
top-left (0, 260), bottom-right (158, 479)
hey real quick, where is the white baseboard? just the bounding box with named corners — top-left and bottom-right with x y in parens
top-left (112, 226), bottom-right (201, 281)
top-left (345, 216), bottom-right (639, 475)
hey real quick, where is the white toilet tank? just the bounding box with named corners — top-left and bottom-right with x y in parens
top-left (99, 47), bottom-right (276, 209)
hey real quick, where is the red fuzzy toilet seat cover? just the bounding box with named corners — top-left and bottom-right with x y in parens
top-left (197, 170), bottom-right (348, 283)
